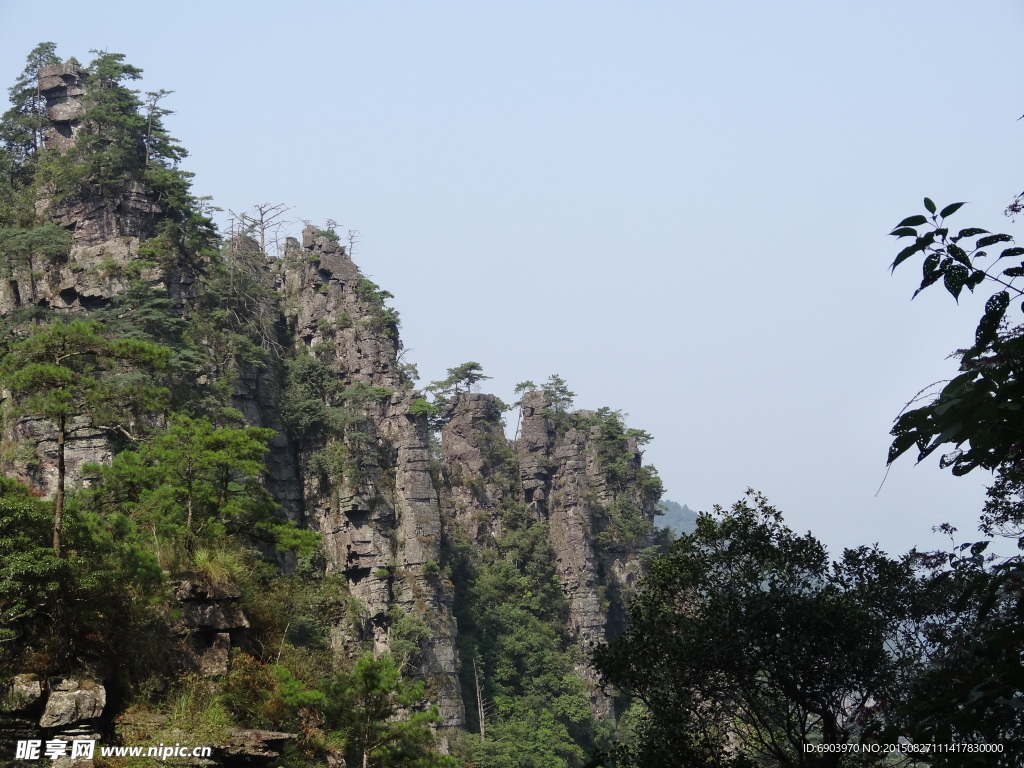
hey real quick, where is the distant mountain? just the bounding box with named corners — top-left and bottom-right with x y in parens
top-left (658, 499), bottom-right (699, 536)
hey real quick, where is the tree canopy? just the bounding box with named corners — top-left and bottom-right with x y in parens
top-left (594, 491), bottom-right (920, 768)
top-left (0, 318), bottom-right (170, 553)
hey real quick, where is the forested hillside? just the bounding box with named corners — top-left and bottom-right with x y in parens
top-left (2, 42), bottom-right (1024, 768)
top-left (0, 46), bottom-right (673, 767)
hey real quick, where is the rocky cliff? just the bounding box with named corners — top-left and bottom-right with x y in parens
top-left (0, 56), bottom-right (666, 764)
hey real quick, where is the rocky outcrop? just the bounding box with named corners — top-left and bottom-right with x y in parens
top-left (517, 391), bottom-right (556, 518)
top-left (515, 395), bottom-right (611, 717)
top-left (5, 675), bottom-right (44, 712)
top-left (278, 226), bottom-right (465, 727)
top-left (0, 676), bottom-right (106, 759)
top-left (39, 679), bottom-right (105, 729)
top-left (218, 728), bottom-right (299, 767)
top-left (440, 393), bottom-right (510, 543)
top-left (0, 64), bottom-right (198, 500)
top-left (513, 392), bottom-right (658, 719)
top-left (39, 62), bottom-right (86, 151)
top-left (0, 60), bottom-right (667, 747)
top-left (174, 574), bottom-right (252, 676)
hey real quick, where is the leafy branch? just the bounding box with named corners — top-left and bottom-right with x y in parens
top-left (888, 199), bottom-right (1024, 475)
top-left (890, 197), bottom-right (1023, 352)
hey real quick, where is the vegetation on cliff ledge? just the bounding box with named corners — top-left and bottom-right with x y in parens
top-left (7, 40), bottom-right (1022, 768)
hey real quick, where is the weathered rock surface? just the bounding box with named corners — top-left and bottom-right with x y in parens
top-left (278, 226), bottom-right (465, 727)
top-left (173, 573), bottom-right (252, 676)
top-left (39, 679), bottom-right (105, 728)
top-left (0, 60), bottom-right (666, 751)
top-left (3, 675), bottom-right (44, 714)
top-left (514, 392), bottom-right (656, 719)
top-left (217, 728), bottom-right (297, 766)
top-left (39, 62), bottom-right (86, 150)
top-left (0, 62), bottom-right (194, 500)
top-left (440, 393), bottom-right (509, 544)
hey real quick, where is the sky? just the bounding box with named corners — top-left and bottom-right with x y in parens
top-left (1, 0), bottom-right (1021, 559)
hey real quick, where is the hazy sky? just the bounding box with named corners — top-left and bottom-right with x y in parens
top-left (2, 0), bottom-right (1021, 558)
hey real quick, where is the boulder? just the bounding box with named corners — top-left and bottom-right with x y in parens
top-left (39, 679), bottom-right (105, 728)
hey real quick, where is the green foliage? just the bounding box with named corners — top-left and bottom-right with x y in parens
top-left (428, 361), bottom-right (492, 401)
top-left (887, 199), bottom-right (1024, 477)
top-left (409, 397), bottom-right (440, 418)
top-left (185, 245), bottom-right (284, 404)
top-left (541, 374), bottom-right (576, 414)
top-left (88, 281), bottom-right (204, 392)
top-left (280, 352), bottom-right (392, 491)
top-left (892, 542), bottom-right (1024, 762)
top-left (388, 605), bottom-right (431, 671)
top-left (355, 277), bottom-right (394, 307)
top-left (0, 46), bottom-right (217, 258)
top-left (0, 318), bottom-right (171, 552)
top-left (351, 276), bottom-right (401, 339)
top-left (594, 491), bottom-right (921, 767)
top-left (0, 477), bottom-right (164, 678)
top-left (447, 501), bottom-right (607, 768)
top-left (0, 318), bottom-right (171, 430)
top-left (887, 195), bottom-right (1024, 761)
top-left (324, 652), bottom-right (456, 768)
top-left (567, 408), bottom-right (663, 551)
top-left (316, 226), bottom-right (341, 243)
top-left (0, 42), bottom-right (60, 190)
top-left (281, 354), bottom-right (341, 438)
top-left (0, 492), bottom-right (66, 655)
top-left (0, 223), bottom-right (72, 291)
top-left (86, 414), bottom-right (315, 557)
top-left (31, 50), bottom-right (192, 206)
top-left (162, 673), bottom-right (234, 744)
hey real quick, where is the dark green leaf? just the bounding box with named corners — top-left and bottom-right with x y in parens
top-left (941, 371), bottom-right (977, 397)
top-left (954, 227), bottom-right (987, 239)
top-left (953, 227), bottom-right (989, 242)
top-left (924, 197), bottom-right (937, 214)
top-left (913, 254), bottom-right (944, 297)
top-left (976, 234), bottom-right (1013, 248)
top-left (974, 291), bottom-right (1010, 348)
top-left (999, 247), bottom-right (1024, 260)
top-left (1003, 267), bottom-right (1024, 277)
top-left (890, 227), bottom-right (919, 238)
top-left (897, 215), bottom-right (928, 228)
top-left (966, 271), bottom-right (986, 290)
top-left (939, 202), bottom-right (966, 218)
top-left (926, 422), bottom-right (965, 452)
top-left (890, 241), bottom-right (925, 272)
top-left (948, 244), bottom-right (970, 267)
top-left (943, 264), bottom-right (969, 301)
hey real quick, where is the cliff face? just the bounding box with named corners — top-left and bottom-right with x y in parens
top-left (0, 58), bottom-right (665, 753)
top-left (275, 229), bottom-right (465, 726)
top-left (0, 63), bottom-right (195, 501)
top-left (440, 390), bottom-right (659, 720)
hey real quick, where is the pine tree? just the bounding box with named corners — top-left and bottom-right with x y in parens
top-left (0, 319), bottom-right (170, 554)
top-left (0, 42), bottom-right (60, 167)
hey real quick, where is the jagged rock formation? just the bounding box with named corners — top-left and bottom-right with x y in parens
top-left (0, 57), bottom-right (666, 758)
top-left (277, 229), bottom-right (465, 727)
top-left (441, 389), bottom-right (659, 719)
top-left (173, 574), bottom-right (252, 677)
top-left (440, 393), bottom-right (510, 544)
top-left (39, 63), bottom-right (86, 151)
top-left (0, 675), bottom-right (106, 763)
